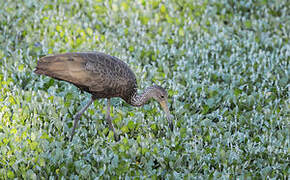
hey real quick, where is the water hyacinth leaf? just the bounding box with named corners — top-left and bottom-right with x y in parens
top-left (0, 0), bottom-right (288, 178)
top-left (127, 120), bottom-right (135, 130)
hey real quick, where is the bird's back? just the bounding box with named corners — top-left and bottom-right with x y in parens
top-left (35, 52), bottom-right (137, 100)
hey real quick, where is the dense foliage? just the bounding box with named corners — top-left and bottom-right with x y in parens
top-left (0, 0), bottom-right (289, 179)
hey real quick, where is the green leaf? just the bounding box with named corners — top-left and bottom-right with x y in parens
top-left (128, 120), bottom-right (135, 129)
top-left (7, 170), bottom-right (14, 179)
top-left (39, 158), bottom-right (45, 167)
top-left (30, 142), bottom-right (38, 150)
top-left (160, 4), bottom-right (166, 13)
top-left (178, 28), bottom-right (184, 36)
top-left (18, 64), bottom-right (24, 72)
top-left (180, 128), bottom-right (186, 138)
top-left (151, 124), bottom-right (157, 130)
top-left (244, 20), bottom-right (252, 28)
top-left (121, 126), bottom-right (129, 133)
top-left (56, 25), bottom-right (62, 32)
top-left (86, 27), bottom-right (93, 36)
top-left (40, 132), bottom-right (49, 139)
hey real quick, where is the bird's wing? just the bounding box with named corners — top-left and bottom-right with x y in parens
top-left (35, 52), bottom-right (105, 91)
top-left (35, 52), bottom-right (136, 94)
top-left (81, 52), bottom-right (135, 92)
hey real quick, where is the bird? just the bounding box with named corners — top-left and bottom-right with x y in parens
top-left (34, 52), bottom-right (173, 141)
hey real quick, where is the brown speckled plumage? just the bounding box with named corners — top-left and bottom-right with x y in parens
top-left (35, 52), bottom-right (173, 141)
top-left (35, 52), bottom-right (137, 102)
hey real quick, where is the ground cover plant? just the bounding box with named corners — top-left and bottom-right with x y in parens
top-left (0, 0), bottom-right (289, 179)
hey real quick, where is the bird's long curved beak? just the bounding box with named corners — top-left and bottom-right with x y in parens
top-left (160, 100), bottom-right (173, 131)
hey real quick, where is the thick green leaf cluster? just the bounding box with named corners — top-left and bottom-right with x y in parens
top-left (0, 0), bottom-right (289, 179)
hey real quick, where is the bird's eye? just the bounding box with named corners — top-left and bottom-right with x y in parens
top-left (160, 95), bottom-right (164, 99)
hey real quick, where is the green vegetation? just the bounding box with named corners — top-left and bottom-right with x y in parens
top-left (0, 0), bottom-right (289, 179)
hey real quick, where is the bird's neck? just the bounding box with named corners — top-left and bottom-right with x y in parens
top-left (129, 86), bottom-right (156, 107)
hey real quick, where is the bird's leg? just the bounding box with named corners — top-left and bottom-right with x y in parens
top-left (106, 99), bottom-right (118, 140)
top-left (70, 97), bottom-right (95, 141)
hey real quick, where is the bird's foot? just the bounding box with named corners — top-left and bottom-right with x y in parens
top-left (105, 116), bottom-right (119, 141)
top-left (114, 133), bottom-right (120, 142)
top-left (169, 122), bottom-right (174, 131)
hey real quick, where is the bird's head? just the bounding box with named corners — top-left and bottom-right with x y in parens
top-left (151, 85), bottom-right (173, 130)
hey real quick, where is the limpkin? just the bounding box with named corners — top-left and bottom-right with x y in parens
top-left (34, 52), bottom-right (173, 141)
